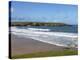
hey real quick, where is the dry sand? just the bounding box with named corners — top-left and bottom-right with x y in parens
top-left (11, 34), bottom-right (76, 56)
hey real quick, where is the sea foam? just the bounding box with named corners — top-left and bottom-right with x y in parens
top-left (11, 27), bottom-right (78, 48)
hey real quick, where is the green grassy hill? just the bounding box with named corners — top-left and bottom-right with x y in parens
top-left (10, 22), bottom-right (69, 26)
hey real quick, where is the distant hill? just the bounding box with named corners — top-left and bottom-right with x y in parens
top-left (10, 22), bottom-right (70, 26)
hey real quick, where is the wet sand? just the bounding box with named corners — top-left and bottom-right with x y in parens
top-left (11, 34), bottom-right (76, 56)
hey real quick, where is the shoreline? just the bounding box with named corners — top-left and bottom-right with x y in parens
top-left (11, 27), bottom-right (78, 48)
top-left (11, 34), bottom-right (77, 57)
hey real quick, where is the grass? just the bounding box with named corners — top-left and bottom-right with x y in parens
top-left (11, 49), bottom-right (78, 59)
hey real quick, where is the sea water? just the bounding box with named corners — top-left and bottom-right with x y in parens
top-left (11, 25), bottom-right (78, 48)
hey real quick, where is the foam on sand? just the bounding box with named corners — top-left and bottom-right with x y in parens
top-left (11, 27), bottom-right (78, 48)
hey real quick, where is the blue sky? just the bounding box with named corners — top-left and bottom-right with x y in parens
top-left (10, 1), bottom-right (78, 25)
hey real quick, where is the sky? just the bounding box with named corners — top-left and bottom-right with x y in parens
top-left (10, 1), bottom-right (78, 25)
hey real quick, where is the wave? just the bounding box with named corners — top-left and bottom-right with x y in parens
top-left (11, 27), bottom-right (78, 48)
top-left (27, 28), bottom-right (50, 31)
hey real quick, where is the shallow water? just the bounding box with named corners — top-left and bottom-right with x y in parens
top-left (11, 26), bottom-right (78, 48)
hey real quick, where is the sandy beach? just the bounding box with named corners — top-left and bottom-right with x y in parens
top-left (11, 34), bottom-right (77, 57)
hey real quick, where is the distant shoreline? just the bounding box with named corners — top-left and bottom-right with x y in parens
top-left (10, 22), bottom-right (73, 26)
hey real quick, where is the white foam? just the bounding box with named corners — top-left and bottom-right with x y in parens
top-left (11, 27), bottom-right (77, 38)
top-left (11, 27), bottom-right (78, 48)
top-left (27, 28), bottom-right (50, 31)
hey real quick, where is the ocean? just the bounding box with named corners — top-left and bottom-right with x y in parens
top-left (11, 25), bottom-right (78, 48)
top-left (17, 25), bottom-right (78, 33)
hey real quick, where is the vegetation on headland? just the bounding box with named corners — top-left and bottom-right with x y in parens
top-left (10, 22), bottom-right (70, 26)
top-left (11, 49), bottom-right (78, 59)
